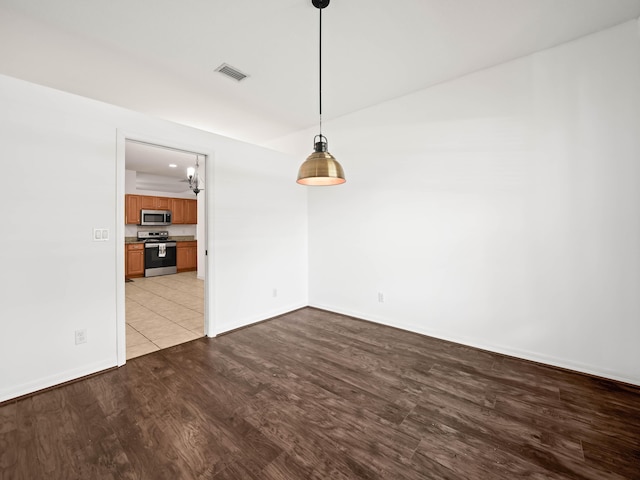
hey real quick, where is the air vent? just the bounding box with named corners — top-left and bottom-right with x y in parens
top-left (215, 63), bottom-right (248, 82)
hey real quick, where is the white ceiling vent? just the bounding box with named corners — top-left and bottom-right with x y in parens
top-left (215, 63), bottom-right (248, 82)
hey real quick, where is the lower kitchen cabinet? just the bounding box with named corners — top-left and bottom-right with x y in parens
top-left (125, 243), bottom-right (145, 278)
top-left (177, 241), bottom-right (197, 272)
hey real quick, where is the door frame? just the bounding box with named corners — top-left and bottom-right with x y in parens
top-left (115, 129), bottom-right (214, 366)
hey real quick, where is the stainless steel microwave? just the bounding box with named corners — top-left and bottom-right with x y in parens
top-left (140, 209), bottom-right (172, 226)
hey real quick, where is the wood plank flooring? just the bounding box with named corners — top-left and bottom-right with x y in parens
top-left (1, 307), bottom-right (639, 479)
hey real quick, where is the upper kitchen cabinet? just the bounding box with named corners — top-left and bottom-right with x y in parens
top-left (185, 198), bottom-right (197, 224)
top-left (138, 195), bottom-right (171, 210)
top-left (170, 198), bottom-right (197, 224)
top-left (170, 198), bottom-right (184, 224)
top-left (125, 194), bottom-right (142, 224)
top-left (156, 197), bottom-right (171, 210)
top-left (139, 195), bottom-right (156, 209)
top-left (139, 195), bottom-right (172, 210)
top-left (126, 194), bottom-right (197, 225)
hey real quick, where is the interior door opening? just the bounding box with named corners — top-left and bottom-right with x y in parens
top-left (123, 139), bottom-right (207, 360)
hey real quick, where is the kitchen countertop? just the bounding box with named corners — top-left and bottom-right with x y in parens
top-left (125, 236), bottom-right (196, 244)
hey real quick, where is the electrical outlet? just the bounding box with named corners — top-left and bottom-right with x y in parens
top-left (378, 292), bottom-right (385, 303)
top-left (75, 329), bottom-right (87, 345)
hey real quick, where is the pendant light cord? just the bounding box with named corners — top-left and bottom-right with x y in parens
top-left (319, 4), bottom-right (322, 136)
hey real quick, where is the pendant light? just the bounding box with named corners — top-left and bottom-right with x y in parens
top-left (186, 155), bottom-right (201, 196)
top-left (297, 0), bottom-right (345, 186)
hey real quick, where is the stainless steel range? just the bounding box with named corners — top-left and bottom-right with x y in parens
top-left (137, 231), bottom-right (177, 277)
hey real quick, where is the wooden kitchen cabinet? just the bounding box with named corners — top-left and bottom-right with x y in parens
top-left (141, 195), bottom-right (172, 210)
top-left (140, 195), bottom-right (156, 209)
top-left (177, 241), bottom-right (197, 272)
top-left (185, 199), bottom-right (197, 224)
top-left (125, 195), bottom-right (142, 224)
top-left (140, 195), bottom-right (172, 210)
top-left (156, 196), bottom-right (171, 209)
top-left (170, 198), bottom-right (185, 224)
top-left (125, 243), bottom-right (145, 278)
top-left (170, 198), bottom-right (197, 225)
top-left (126, 195), bottom-right (197, 225)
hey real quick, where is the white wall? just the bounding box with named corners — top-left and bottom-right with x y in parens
top-left (269, 20), bottom-right (640, 385)
top-left (0, 74), bottom-right (308, 402)
top-left (208, 140), bottom-right (309, 334)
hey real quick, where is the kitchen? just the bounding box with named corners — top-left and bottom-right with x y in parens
top-left (124, 140), bottom-right (205, 359)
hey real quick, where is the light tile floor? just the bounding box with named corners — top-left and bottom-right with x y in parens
top-left (125, 271), bottom-right (204, 359)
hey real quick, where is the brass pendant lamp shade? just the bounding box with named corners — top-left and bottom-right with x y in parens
top-left (297, 0), bottom-right (345, 186)
top-left (297, 135), bottom-right (345, 185)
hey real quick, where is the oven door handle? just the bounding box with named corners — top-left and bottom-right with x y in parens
top-left (144, 242), bottom-right (177, 248)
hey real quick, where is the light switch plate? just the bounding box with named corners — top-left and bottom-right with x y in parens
top-left (75, 329), bottom-right (87, 345)
top-left (93, 228), bottom-right (109, 241)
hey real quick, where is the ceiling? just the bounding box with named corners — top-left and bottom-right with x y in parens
top-left (1, 0), bottom-right (639, 149)
top-left (125, 140), bottom-right (203, 192)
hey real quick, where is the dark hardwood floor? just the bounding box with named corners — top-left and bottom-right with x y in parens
top-left (1, 307), bottom-right (639, 479)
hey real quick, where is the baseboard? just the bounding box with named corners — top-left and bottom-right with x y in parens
top-left (0, 359), bottom-right (117, 404)
top-left (309, 304), bottom-right (640, 388)
top-left (214, 303), bottom-right (308, 336)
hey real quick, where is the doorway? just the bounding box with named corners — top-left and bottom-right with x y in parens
top-left (122, 139), bottom-right (208, 360)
